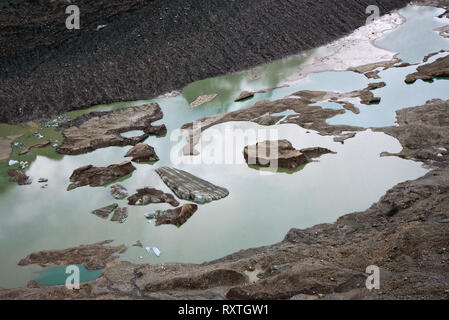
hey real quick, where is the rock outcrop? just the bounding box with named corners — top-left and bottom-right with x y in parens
top-left (57, 104), bottom-right (166, 155)
top-left (124, 143), bottom-right (159, 163)
top-left (17, 240), bottom-right (127, 271)
top-left (67, 161), bottom-right (136, 191)
top-left (127, 188), bottom-right (180, 207)
top-left (244, 140), bottom-right (306, 170)
top-left (155, 167), bottom-right (229, 203)
top-left (8, 169), bottom-right (31, 185)
top-left (374, 98), bottom-right (449, 166)
top-left (405, 55), bottom-right (449, 83)
top-left (147, 204), bottom-right (199, 227)
top-left (244, 140), bottom-right (334, 170)
top-left (18, 141), bottom-right (50, 156)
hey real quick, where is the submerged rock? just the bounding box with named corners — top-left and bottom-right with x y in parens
top-left (124, 143), bottom-right (159, 163)
top-left (67, 161), bottom-right (136, 191)
top-left (109, 184), bottom-right (129, 200)
top-left (17, 240), bottom-right (126, 270)
top-left (127, 188), bottom-right (179, 207)
top-left (132, 240), bottom-right (143, 248)
top-left (243, 140), bottom-right (334, 170)
top-left (8, 170), bottom-right (31, 185)
top-left (374, 98), bottom-right (449, 164)
top-left (57, 103), bottom-right (167, 155)
top-left (149, 204), bottom-right (199, 227)
top-left (155, 167), bottom-right (229, 203)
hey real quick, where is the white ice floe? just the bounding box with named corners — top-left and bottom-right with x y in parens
top-left (145, 246), bottom-right (161, 257)
top-left (152, 247), bottom-right (161, 257)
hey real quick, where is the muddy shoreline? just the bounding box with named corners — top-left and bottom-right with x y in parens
top-left (0, 0), bottom-right (409, 124)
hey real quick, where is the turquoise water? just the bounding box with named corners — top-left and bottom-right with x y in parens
top-left (376, 6), bottom-right (449, 63)
top-left (35, 265), bottom-right (103, 286)
top-left (0, 5), bottom-right (446, 288)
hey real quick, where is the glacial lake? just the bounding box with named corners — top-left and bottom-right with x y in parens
top-left (0, 5), bottom-right (447, 288)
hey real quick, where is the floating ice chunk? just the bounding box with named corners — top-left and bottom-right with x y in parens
top-left (152, 247), bottom-right (161, 257)
top-left (8, 160), bottom-right (18, 166)
top-left (19, 161), bottom-right (29, 169)
top-left (145, 246), bottom-right (160, 257)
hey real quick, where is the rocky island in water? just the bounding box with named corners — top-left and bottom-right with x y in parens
top-left (0, 0), bottom-right (449, 305)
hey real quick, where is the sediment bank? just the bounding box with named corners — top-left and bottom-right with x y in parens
top-left (0, 0), bottom-right (409, 124)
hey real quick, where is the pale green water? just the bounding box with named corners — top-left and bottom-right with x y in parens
top-left (35, 265), bottom-right (103, 286)
top-left (0, 5), bottom-right (446, 288)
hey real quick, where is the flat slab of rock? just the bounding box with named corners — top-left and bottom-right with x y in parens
top-left (110, 207), bottom-right (128, 223)
top-left (8, 169), bottom-right (31, 185)
top-left (125, 143), bottom-right (159, 163)
top-left (68, 161), bottom-right (136, 191)
top-left (92, 204), bottom-right (119, 219)
top-left (17, 240), bottom-right (126, 270)
top-left (127, 188), bottom-right (180, 207)
top-left (235, 91), bottom-right (255, 101)
top-left (57, 103), bottom-right (167, 155)
top-left (189, 94), bottom-right (218, 108)
top-left (109, 184), bottom-right (128, 199)
top-left (155, 167), bottom-right (229, 203)
top-left (148, 204), bottom-right (199, 227)
top-left (244, 140), bottom-right (334, 170)
top-left (92, 204), bottom-right (128, 223)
